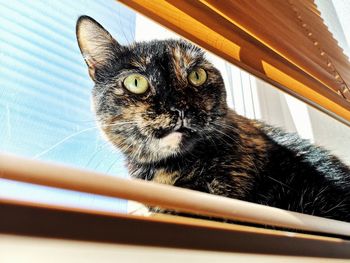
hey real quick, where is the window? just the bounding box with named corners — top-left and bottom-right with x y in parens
top-left (1, 0), bottom-right (349, 215)
top-left (0, 0), bottom-right (135, 211)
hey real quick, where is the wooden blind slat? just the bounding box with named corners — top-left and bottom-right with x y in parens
top-left (1, 154), bottom-right (350, 237)
top-left (2, 199), bottom-right (350, 258)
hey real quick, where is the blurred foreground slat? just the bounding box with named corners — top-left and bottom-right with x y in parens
top-left (1, 154), bottom-right (350, 237)
top-left (1, 198), bottom-right (350, 259)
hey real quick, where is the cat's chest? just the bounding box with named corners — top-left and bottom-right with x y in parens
top-left (151, 168), bottom-right (180, 185)
top-left (130, 159), bottom-right (223, 189)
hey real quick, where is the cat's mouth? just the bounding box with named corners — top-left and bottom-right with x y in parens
top-left (176, 127), bottom-right (196, 134)
top-left (154, 115), bottom-right (198, 139)
top-left (156, 126), bottom-right (196, 139)
top-left (156, 126), bottom-right (198, 154)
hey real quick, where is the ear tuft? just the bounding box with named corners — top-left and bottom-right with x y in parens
top-left (76, 16), bottom-right (120, 80)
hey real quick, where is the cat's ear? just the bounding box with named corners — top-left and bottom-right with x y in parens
top-left (76, 15), bottom-right (121, 81)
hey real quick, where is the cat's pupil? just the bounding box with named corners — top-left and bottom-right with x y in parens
top-left (134, 78), bottom-right (138, 86)
top-left (195, 72), bottom-right (199, 80)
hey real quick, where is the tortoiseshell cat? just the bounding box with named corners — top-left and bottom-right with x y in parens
top-left (76, 16), bottom-right (350, 222)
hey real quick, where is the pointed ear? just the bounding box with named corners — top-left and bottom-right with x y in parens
top-left (76, 16), bottom-right (121, 81)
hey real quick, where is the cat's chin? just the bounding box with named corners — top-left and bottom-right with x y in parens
top-left (129, 131), bottom-right (183, 164)
top-left (159, 131), bottom-right (183, 149)
top-left (155, 130), bottom-right (200, 161)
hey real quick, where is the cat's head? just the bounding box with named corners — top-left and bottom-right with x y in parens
top-left (76, 16), bottom-right (228, 163)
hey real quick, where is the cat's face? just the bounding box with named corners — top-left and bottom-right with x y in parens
top-left (76, 16), bottom-right (228, 163)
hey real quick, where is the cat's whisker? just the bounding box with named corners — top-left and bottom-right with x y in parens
top-left (92, 147), bottom-right (112, 171)
top-left (267, 176), bottom-right (295, 191)
top-left (199, 130), bottom-right (220, 152)
top-left (212, 122), bottom-right (240, 132)
top-left (105, 156), bottom-right (124, 174)
top-left (33, 126), bottom-right (101, 159)
top-left (85, 141), bottom-right (112, 168)
top-left (119, 140), bottom-right (134, 155)
top-left (106, 121), bottom-right (141, 126)
top-left (209, 127), bottom-right (239, 146)
top-left (323, 199), bottom-right (347, 215)
top-left (34, 122), bottom-right (139, 159)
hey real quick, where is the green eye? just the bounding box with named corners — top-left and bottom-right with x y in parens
top-left (188, 68), bottom-right (207, 86)
top-left (123, 74), bottom-right (149, 94)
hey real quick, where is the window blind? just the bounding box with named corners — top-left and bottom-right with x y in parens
top-left (118, 0), bottom-right (350, 126)
top-left (0, 0), bottom-right (135, 211)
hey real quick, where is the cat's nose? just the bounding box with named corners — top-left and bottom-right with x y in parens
top-left (170, 107), bottom-right (185, 119)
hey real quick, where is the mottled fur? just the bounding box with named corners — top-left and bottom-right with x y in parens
top-left (77, 16), bottom-right (350, 222)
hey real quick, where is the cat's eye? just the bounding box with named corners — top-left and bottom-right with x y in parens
top-left (188, 68), bottom-right (207, 86)
top-left (123, 74), bottom-right (149, 94)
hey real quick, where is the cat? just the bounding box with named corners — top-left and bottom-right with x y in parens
top-left (76, 15), bottom-right (350, 222)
